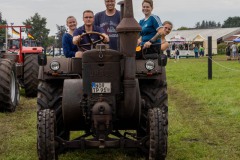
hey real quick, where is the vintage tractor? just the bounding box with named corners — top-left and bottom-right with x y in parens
top-left (37, 0), bottom-right (168, 159)
top-left (0, 37), bottom-right (42, 112)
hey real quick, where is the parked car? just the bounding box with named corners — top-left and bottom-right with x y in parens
top-left (47, 48), bottom-right (64, 56)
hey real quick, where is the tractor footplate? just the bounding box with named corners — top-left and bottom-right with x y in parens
top-left (55, 136), bottom-right (141, 150)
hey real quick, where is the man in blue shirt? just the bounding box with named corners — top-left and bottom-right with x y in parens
top-left (73, 10), bottom-right (109, 58)
top-left (94, 0), bottom-right (120, 50)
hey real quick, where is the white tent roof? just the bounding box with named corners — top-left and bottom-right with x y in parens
top-left (165, 27), bottom-right (240, 42)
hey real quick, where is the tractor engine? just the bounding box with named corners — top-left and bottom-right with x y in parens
top-left (62, 45), bottom-right (124, 137)
top-left (81, 45), bottom-right (122, 136)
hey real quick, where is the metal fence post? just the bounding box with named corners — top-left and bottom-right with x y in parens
top-left (208, 36), bottom-right (212, 80)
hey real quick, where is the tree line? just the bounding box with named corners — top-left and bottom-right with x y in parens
top-left (178, 16), bottom-right (240, 30)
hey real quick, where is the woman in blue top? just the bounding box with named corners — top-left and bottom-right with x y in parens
top-left (137, 0), bottom-right (165, 52)
top-left (62, 16), bottom-right (78, 58)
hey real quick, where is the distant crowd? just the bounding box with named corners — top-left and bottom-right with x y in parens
top-left (225, 42), bottom-right (239, 60)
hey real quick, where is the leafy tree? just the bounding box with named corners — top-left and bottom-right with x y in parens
top-left (0, 21), bottom-right (7, 37)
top-left (195, 22), bottom-right (200, 28)
top-left (0, 12), bottom-right (8, 48)
top-left (200, 20), bottom-right (206, 29)
top-left (195, 20), bottom-right (221, 29)
top-left (217, 42), bottom-right (227, 55)
top-left (23, 13), bottom-right (50, 48)
top-left (205, 21), bottom-right (209, 28)
top-left (222, 16), bottom-right (240, 28)
top-left (47, 36), bottom-right (55, 47)
top-left (55, 25), bottom-right (66, 48)
top-left (177, 26), bottom-right (189, 30)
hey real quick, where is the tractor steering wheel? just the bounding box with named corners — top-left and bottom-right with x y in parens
top-left (77, 31), bottom-right (105, 51)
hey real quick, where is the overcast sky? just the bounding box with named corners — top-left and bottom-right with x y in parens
top-left (1, 0), bottom-right (239, 36)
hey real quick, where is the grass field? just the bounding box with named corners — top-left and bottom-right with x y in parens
top-left (0, 55), bottom-right (239, 160)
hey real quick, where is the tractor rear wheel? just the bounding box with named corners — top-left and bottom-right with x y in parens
top-left (37, 80), bottom-right (69, 140)
top-left (0, 59), bottom-right (19, 112)
top-left (37, 109), bottom-right (57, 160)
top-left (24, 54), bottom-right (39, 97)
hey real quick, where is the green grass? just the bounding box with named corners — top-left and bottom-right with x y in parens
top-left (0, 55), bottom-right (239, 159)
top-left (0, 97), bottom-right (37, 160)
top-left (167, 56), bottom-right (240, 160)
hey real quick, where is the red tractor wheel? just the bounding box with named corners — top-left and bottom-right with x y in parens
top-left (0, 59), bottom-right (19, 112)
top-left (24, 54), bottom-right (39, 97)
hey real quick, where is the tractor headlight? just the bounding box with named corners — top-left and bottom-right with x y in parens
top-left (145, 60), bottom-right (155, 71)
top-left (50, 61), bottom-right (60, 71)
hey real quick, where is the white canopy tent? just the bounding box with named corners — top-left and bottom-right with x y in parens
top-left (170, 34), bottom-right (186, 42)
top-left (165, 27), bottom-right (240, 55)
top-left (168, 34), bottom-right (194, 57)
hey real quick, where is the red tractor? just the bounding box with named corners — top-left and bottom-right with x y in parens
top-left (0, 35), bottom-right (42, 112)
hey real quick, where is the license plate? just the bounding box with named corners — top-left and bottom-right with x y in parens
top-left (92, 82), bottom-right (111, 93)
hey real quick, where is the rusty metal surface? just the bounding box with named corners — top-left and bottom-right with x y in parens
top-left (82, 49), bottom-right (121, 95)
top-left (62, 79), bottom-right (85, 130)
top-left (117, 79), bottom-right (141, 128)
top-left (116, 0), bottom-right (141, 33)
top-left (117, 0), bottom-right (141, 81)
top-left (82, 49), bottom-right (122, 63)
top-left (39, 57), bottom-right (82, 80)
top-left (92, 101), bottom-right (112, 139)
top-left (15, 63), bottom-right (23, 77)
top-left (43, 57), bottom-right (72, 74)
top-left (71, 58), bottom-right (82, 74)
top-left (117, 1), bottom-right (124, 19)
top-left (59, 137), bottom-right (139, 149)
top-left (2, 53), bottom-right (19, 62)
top-left (115, 0), bottom-right (141, 125)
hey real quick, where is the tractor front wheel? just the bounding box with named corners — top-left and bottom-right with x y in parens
top-left (148, 108), bottom-right (168, 160)
top-left (37, 80), bottom-right (69, 140)
top-left (37, 109), bottom-right (57, 160)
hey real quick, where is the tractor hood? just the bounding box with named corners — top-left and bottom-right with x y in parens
top-left (22, 46), bottom-right (43, 53)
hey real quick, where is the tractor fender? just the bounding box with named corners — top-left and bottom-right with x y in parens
top-left (38, 57), bottom-right (82, 80)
